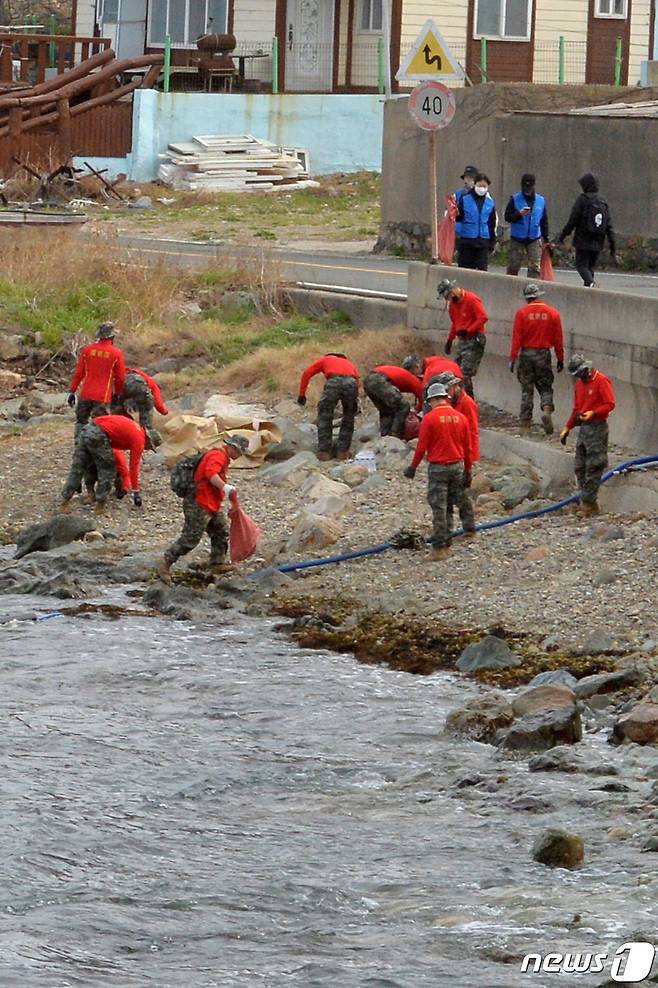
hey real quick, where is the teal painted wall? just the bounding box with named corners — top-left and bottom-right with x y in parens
top-left (126, 90), bottom-right (384, 181)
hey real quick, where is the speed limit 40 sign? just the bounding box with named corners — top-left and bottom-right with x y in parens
top-left (409, 81), bottom-right (456, 131)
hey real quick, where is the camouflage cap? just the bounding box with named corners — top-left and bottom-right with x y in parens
top-left (426, 382), bottom-right (449, 400)
top-left (568, 353), bottom-right (593, 376)
top-left (225, 434), bottom-right (250, 455)
top-left (401, 355), bottom-right (421, 372)
top-left (96, 321), bottom-right (117, 340)
top-left (437, 279), bottom-right (457, 299)
top-left (523, 282), bottom-right (544, 299)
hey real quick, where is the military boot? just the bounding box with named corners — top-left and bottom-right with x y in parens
top-left (429, 546), bottom-right (451, 561)
top-left (580, 501), bottom-right (600, 517)
top-left (317, 451), bottom-right (332, 462)
top-left (336, 449), bottom-right (351, 461)
top-left (519, 419), bottom-right (532, 432)
top-left (540, 406), bottom-right (554, 435)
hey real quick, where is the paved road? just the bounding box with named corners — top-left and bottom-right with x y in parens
top-left (120, 235), bottom-right (658, 300)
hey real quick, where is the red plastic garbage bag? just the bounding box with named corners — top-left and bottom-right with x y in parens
top-left (438, 194), bottom-right (458, 265)
top-left (229, 504), bottom-right (261, 563)
top-left (403, 411), bottom-right (421, 441)
top-left (540, 244), bottom-right (556, 282)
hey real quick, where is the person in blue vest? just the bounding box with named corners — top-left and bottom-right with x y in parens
top-left (453, 164), bottom-right (479, 241)
top-left (504, 173), bottom-right (549, 278)
top-left (456, 173), bottom-right (497, 271)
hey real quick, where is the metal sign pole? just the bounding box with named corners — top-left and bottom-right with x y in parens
top-left (382, 0), bottom-right (392, 97)
top-left (429, 130), bottom-right (439, 262)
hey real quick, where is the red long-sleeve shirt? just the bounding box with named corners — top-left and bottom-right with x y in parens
top-left (299, 355), bottom-right (359, 397)
top-left (454, 390), bottom-right (480, 462)
top-left (127, 368), bottom-right (169, 415)
top-left (114, 450), bottom-right (130, 491)
top-left (70, 340), bottom-right (126, 403)
top-left (422, 355), bottom-right (464, 386)
top-left (194, 448), bottom-right (231, 513)
top-left (411, 401), bottom-right (471, 473)
top-left (94, 415), bottom-right (145, 491)
top-left (447, 290), bottom-right (488, 342)
top-left (374, 365), bottom-right (423, 400)
top-left (510, 302), bottom-right (565, 363)
top-left (565, 370), bottom-right (616, 430)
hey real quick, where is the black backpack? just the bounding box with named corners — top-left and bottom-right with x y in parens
top-left (170, 452), bottom-right (205, 497)
top-left (583, 195), bottom-right (609, 235)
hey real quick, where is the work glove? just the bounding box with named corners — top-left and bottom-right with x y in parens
top-left (116, 486), bottom-right (128, 500)
top-left (132, 492), bottom-right (143, 508)
top-left (559, 427), bottom-right (570, 446)
top-left (463, 471), bottom-right (472, 488)
top-left (508, 361), bottom-right (515, 373)
top-left (403, 466), bottom-right (416, 479)
top-left (579, 411), bottom-right (595, 423)
top-left (223, 483), bottom-right (236, 502)
top-left (67, 392), bottom-right (76, 408)
top-left (556, 360), bottom-right (564, 373)
top-left (444, 339), bottom-right (453, 355)
top-left (296, 395), bottom-right (306, 407)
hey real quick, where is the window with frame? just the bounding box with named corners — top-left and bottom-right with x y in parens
top-left (595, 0), bottom-right (627, 17)
top-left (360, 0), bottom-right (383, 32)
top-left (148, 0), bottom-right (228, 46)
top-left (475, 0), bottom-right (532, 40)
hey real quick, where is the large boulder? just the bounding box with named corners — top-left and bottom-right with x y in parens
top-left (512, 683), bottom-right (576, 718)
top-left (444, 691), bottom-right (514, 743)
top-left (532, 829), bottom-right (584, 869)
top-left (306, 494), bottom-right (348, 517)
top-left (456, 635), bottom-right (521, 674)
top-left (260, 451), bottom-right (320, 487)
top-left (491, 466), bottom-right (540, 510)
top-left (574, 666), bottom-right (646, 699)
top-left (496, 706), bottom-right (582, 752)
top-left (286, 511), bottom-right (343, 553)
top-left (529, 669), bottom-right (578, 689)
top-left (266, 419), bottom-right (318, 462)
top-left (0, 333), bottom-right (23, 360)
top-left (611, 703), bottom-right (658, 746)
top-left (14, 514), bottom-right (96, 560)
top-left (300, 473), bottom-right (350, 501)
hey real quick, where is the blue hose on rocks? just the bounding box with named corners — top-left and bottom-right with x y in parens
top-left (249, 454), bottom-right (658, 579)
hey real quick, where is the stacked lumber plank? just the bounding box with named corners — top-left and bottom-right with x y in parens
top-left (158, 133), bottom-right (316, 192)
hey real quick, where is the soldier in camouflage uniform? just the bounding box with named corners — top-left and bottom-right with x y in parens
top-left (403, 381), bottom-right (472, 559)
top-left (560, 354), bottom-right (616, 515)
top-left (68, 322), bottom-right (125, 439)
top-left (111, 368), bottom-right (169, 446)
top-left (509, 283), bottom-right (564, 433)
top-left (437, 279), bottom-right (488, 398)
top-left (297, 353), bottom-right (360, 460)
top-left (62, 421), bottom-right (118, 505)
top-left (159, 435), bottom-right (250, 582)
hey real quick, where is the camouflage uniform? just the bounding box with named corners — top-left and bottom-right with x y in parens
top-left (427, 462), bottom-right (465, 548)
top-left (163, 491), bottom-right (229, 567)
top-left (74, 399), bottom-right (108, 439)
top-left (574, 421), bottom-right (608, 505)
top-left (114, 372), bottom-right (155, 429)
top-left (63, 423), bottom-right (116, 503)
top-left (516, 347), bottom-right (555, 421)
top-left (364, 371), bottom-right (410, 438)
top-left (448, 484), bottom-right (476, 534)
top-left (317, 375), bottom-right (358, 454)
top-left (455, 334), bottom-right (486, 397)
top-left (507, 238), bottom-right (543, 278)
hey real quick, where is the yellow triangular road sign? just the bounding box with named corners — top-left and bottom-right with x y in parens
top-left (396, 19), bottom-right (464, 83)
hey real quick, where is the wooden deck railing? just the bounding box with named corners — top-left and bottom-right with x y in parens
top-left (0, 33), bottom-right (112, 86)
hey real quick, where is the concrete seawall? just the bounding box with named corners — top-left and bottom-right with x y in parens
top-left (407, 263), bottom-right (658, 455)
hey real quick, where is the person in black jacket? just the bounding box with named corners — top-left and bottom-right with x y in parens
top-left (556, 173), bottom-right (617, 287)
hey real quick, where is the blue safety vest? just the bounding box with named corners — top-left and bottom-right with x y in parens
top-left (510, 191), bottom-right (545, 241)
top-left (454, 187), bottom-right (467, 238)
top-left (460, 192), bottom-right (495, 241)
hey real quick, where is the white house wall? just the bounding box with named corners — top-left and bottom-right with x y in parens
top-left (533, 0), bottom-right (588, 82)
top-left (629, 0), bottom-right (652, 82)
top-left (398, 0), bottom-right (468, 88)
top-left (232, 0), bottom-right (275, 80)
top-left (75, 0), bottom-right (97, 37)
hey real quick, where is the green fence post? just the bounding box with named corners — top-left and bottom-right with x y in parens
top-left (481, 37), bottom-right (488, 82)
top-left (48, 14), bottom-right (57, 69)
top-left (559, 35), bottom-right (566, 84)
top-left (614, 36), bottom-right (622, 86)
top-left (377, 37), bottom-right (385, 94)
top-left (271, 36), bottom-right (279, 94)
top-left (164, 34), bottom-right (171, 93)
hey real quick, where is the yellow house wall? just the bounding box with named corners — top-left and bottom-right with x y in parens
top-left (628, 0), bottom-right (652, 83)
top-left (398, 0), bottom-right (468, 88)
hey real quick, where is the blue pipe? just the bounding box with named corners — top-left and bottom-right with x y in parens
top-left (249, 454), bottom-right (658, 578)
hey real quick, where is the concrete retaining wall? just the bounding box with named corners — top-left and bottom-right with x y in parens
top-left (407, 262), bottom-right (658, 454)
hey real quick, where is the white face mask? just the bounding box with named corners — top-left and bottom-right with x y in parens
top-left (475, 185), bottom-right (488, 196)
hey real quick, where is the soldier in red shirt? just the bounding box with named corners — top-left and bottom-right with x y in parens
top-left (403, 381), bottom-right (472, 559)
top-left (433, 370), bottom-right (478, 536)
top-left (560, 354), bottom-right (616, 516)
top-left (68, 322), bottom-right (126, 438)
top-left (157, 435), bottom-right (250, 583)
top-left (62, 414), bottom-right (156, 514)
top-left (437, 279), bottom-right (488, 397)
top-left (509, 283), bottom-right (565, 434)
top-left (363, 357), bottom-right (423, 438)
top-left (297, 353), bottom-right (359, 461)
top-left (113, 366), bottom-right (169, 436)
